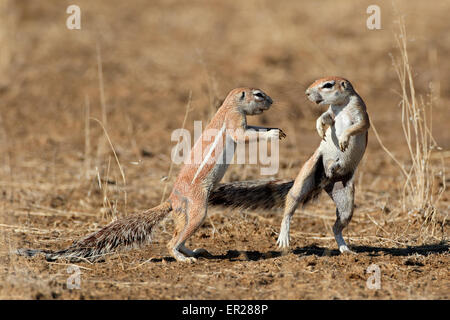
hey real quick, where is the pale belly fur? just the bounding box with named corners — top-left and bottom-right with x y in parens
top-left (320, 111), bottom-right (366, 176)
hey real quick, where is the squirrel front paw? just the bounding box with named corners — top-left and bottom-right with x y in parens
top-left (338, 134), bottom-right (350, 151)
top-left (316, 118), bottom-right (327, 141)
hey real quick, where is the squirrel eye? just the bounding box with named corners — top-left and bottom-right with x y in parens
top-left (254, 92), bottom-right (264, 98)
top-left (322, 82), bottom-right (334, 89)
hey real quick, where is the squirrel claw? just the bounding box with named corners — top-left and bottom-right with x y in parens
top-left (276, 236), bottom-right (290, 250)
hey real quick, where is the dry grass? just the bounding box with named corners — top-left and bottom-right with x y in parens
top-left (371, 18), bottom-right (447, 239)
top-left (393, 21), bottom-right (446, 230)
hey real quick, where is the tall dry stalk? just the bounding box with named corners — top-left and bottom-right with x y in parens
top-left (84, 95), bottom-right (91, 179)
top-left (373, 18), bottom-right (445, 232)
top-left (91, 117), bottom-right (127, 217)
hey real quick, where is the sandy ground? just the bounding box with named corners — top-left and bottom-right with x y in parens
top-left (0, 0), bottom-right (448, 299)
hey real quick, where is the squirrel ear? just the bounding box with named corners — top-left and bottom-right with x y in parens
top-left (341, 81), bottom-right (348, 90)
top-left (240, 91), bottom-right (245, 100)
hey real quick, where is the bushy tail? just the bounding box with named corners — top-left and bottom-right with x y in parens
top-left (209, 180), bottom-right (294, 210)
top-left (17, 202), bottom-right (172, 262)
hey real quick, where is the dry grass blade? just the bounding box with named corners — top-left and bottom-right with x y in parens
top-left (90, 117), bottom-right (128, 215)
top-left (84, 95), bottom-right (91, 179)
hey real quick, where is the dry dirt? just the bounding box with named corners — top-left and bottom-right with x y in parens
top-left (0, 0), bottom-right (448, 300)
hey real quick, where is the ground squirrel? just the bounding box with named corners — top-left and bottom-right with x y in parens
top-left (18, 88), bottom-right (285, 263)
top-left (209, 77), bottom-right (370, 253)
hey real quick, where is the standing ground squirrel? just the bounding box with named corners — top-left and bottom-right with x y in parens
top-left (209, 77), bottom-right (370, 253)
top-left (18, 88), bottom-right (285, 263)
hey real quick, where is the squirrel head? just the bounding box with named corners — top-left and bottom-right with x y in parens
top-left (225, 87), bottom-right (273, 116)
top-left (305, 77), bottom-right (354, 106)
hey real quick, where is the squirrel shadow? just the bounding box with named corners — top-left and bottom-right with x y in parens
top-left (212, 242), bottom-right (448, 261)
top-left (348, 242), bottom-right (448, 257)
top-left (148, 242), bottom-right (448, 263)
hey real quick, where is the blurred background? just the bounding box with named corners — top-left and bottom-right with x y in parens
top-left (0, 0), bottom-right (448, 299)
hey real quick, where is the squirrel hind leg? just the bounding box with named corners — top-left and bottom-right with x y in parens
top-left (325, 175), bottom-right (356, 254)
top-left (277, 151), bottom-right (325, 249)
top-left (168, 198), bottom-right (209, 262)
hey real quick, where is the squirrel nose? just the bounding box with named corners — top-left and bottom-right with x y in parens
top-left (267, 96), bottom-right (273, 104)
